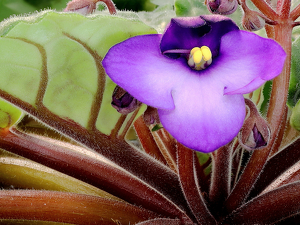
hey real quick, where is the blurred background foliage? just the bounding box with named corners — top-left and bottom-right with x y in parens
top-left (0, 0), bottom-right (157, 21)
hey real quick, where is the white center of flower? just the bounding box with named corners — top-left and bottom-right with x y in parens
top-left (188, 46), bottom-right (212, 70)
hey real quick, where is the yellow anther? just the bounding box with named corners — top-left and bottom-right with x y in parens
top-left (190, 47), bottom-right (201, 55)
top-left (193, 50), bottom-right (203, 64)
top-left (200, 46), bottom-right (212, 62)
top-left (188, 46), bottom-right (212, 70)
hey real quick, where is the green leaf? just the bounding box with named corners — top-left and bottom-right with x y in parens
top-left (0, 0), bottom-right (37, 21)
top-left (290, 100), bottom-right (300, 130)
top-left (0, 10), bottom-right (156, 134)
top-left (259, 80), bottom-right (272, 116)
top-left (288, 36), bottom-right (300, 108)
top-left (151, 124), bottom-right (163, 132)
top-left (175, 0), bottom-right (208, 17)
top-left (0, 99), bottom-right (22, 129)
top-left (50, 0), bottom-right (70, 10)
top-left (0, 156), bottom-right (121, 200)
top-left (138, 4), bottom-right (176, 33)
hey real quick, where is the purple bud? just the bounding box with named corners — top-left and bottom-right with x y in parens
top-left (206, 0), bottom-right (238, 15)
top-left (111, 86), bottom-right (141, 114)
top-left (238, 99), bottom-right (270, 151)
top-left (64, 0), bottom-right (97, 15)
top-left (143, 106), bottom-right (160, 126)
top-left (242, 11), bottom-right (265, 31)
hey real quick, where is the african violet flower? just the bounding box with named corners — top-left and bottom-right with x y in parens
top-left (102, 15), bottom-right (286, 153)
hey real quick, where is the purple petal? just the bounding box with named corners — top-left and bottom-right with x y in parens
top-left (103, 34), bottom-right (196, 110)
top-left (160, 15), bottom-right (239, 58)
top-left (158, 72), bottom-right (246, 153)
top-left (213, 30), bottom-right (286, 95)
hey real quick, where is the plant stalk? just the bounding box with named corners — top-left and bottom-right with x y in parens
top-left (225, 19), bottom-right (293, 213)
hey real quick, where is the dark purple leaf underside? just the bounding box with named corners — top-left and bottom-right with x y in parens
top-left (0, 190), bottom-right (158, 224)
top-left (222, 181), bottom-right (300, 224)
top-left (177, 143), bottom-right (216, 225)
top-left (0, 128), bottom-right (189, 219)
top-left (136, 218), bottom-right (182, 225)
top-left (249, 138), bottom-right (300, 199)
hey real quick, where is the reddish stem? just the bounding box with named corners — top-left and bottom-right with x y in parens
top-left (277, 0), bottom-right (291, 18)
top-left (134, 116), bottom-right (167, 164)
top-left (250, 0), bottom-right (278, 20)
top-left (225, 20), bottom-right (293, 213)
top-left (110, 114), bottom-right (126, 138)
top-left (151, 128), bottom-right (178, 173)
top-left (0, 128), bottom-right (187, 219)
top-left (118, 108), bottom-right (140, 139)
top-left (0, 190), bottom-right (158, 224)
top-left (100, 0), bottom-right (117, 14)
top-left (137, 218), bottom-right (181, 225)
top-left (209, 143), bottom-right (232, 216)
top-left (222, 181), bottom-right (300, 224)
top-left (177, 143), bottom-right (216, 225)
top-left (248, 137), bottom-right (300, 199)
top-left (290, 3), bottom-right (300, 21)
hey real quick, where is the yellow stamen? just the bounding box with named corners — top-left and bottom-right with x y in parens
top-left (201, 46), bottom-right (212, 61)
top-left (188, 46), bottom-right (212, 70)
top-left (190, 47), bottom-right (201, 56)
top-left (193, 50), bottom-right (203, 64)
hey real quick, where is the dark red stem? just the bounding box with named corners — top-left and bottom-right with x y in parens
top-left (0, 190), bottom-right (158, 224)
top-left (177, 143), bottom-right (216, 225)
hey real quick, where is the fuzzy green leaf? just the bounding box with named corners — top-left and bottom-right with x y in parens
top-left (0, 11), bottom-right (156, 134)
top-left (288, 37), bottom-right (300, 108)
top-left (175, 0), bottom-right (208, 17)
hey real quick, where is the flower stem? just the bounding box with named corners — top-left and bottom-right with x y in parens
top-left (250, 0), bottom-right (278, 20)
top-left (151, 127), bottom-right (178, 173)
top-left (177, 143), bottom-right (216, 225)
top-left (290, 3), bottom-right (300, 21)
top-left (225, 20), bottom-right (293, 213)
top-left (110, 114), bottom-right (127, 138)
top-left (0, 190), bottom-right (158, 224)
top-left (134, 116), bottom-right (167, 164)
top-left (209, 143), bottom-right (232, 216)
top-left (100, 0), bottom-right (117, 14)
top-left (118, 108), bottom-right (140, 139)
top-left (276, 0), bottom-right (291, 18)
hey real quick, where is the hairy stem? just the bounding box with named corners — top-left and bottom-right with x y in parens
top-left (177, 143), bottom-right (216, 225)
top-left (290, 3), bottom-right (300, 21)
top-left (276, 0), bottom-right (291, 18)
top-left (0, 190), bottom-right (157, 224)
top-left (100, 0), bottom-right (117, 14)
top-left (209, 143), bottom-right (232, 216)
top-left (225, 19), bottom-right (293, 213)
top-left (250, 0), bottom-right (278, 20)
top-left (151, 127), bottom-right (178, 173)
top-left (134, 116), bottom-right (167, 164)
top-left (0, 128), bottom-right (188, 219)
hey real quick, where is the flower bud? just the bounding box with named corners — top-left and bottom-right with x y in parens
top-left (143, 106), bottom-right (160, 126)
top-left (111, 86), bottom-right (141, 114)
top-left (242, 11), bottom-right (265, 31)
top-left (64, 0), bottom-right (97, 15)
top-left (206, 0), bottom-right (238, 15)
top-left (238, 99), bottom-right (270, 151)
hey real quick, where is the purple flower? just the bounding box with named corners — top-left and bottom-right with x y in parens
top-left (102, 15), bottom-right (286, 153)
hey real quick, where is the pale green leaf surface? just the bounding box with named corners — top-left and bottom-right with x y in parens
top-left (175, 0), bottom-right (207, 17)
top-left (138, 4), bottom-right (176, 33)
top-left (0, 38), bottom-right (42, 105)
top-left (0, 11), bottom-right (156, 133)
top-left (0, 99), bottom-right (22, 128)
top-left (0, 156), bottom-right (122, 201)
